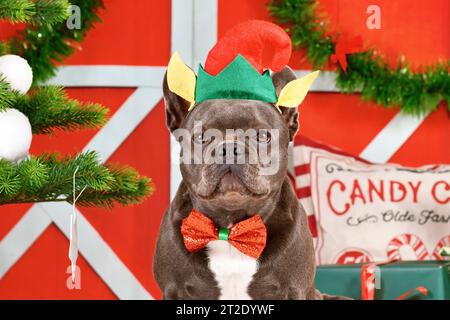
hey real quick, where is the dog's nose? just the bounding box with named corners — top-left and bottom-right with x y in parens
top-left (218, 141), bottom-right (244, 158)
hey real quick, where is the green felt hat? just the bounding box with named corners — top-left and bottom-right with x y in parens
top-left (166, 21), bottom-right (319, 112)
top-left (195, 55), bottom-right (277, 104)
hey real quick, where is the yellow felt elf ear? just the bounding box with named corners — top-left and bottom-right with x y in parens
top-left (167, 52), bottom-right (196, 109)
top-left (275, 71), bottom-right (320, 109)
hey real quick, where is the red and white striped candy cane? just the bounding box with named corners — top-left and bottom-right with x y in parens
top-left (387, 233), bottom-right (429, 261)
top-left (432, 235), bottom-right (450, 260)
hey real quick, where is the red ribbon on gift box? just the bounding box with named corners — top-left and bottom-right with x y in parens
top-left (360, 262), bottom-right (429, 300)
top-left (395, 287), bottom-right (429, 300)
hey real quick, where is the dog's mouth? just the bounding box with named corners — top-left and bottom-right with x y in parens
top-left (196, 165), bottom-right (269, 201)
top-left (215, 171), bottom-right (250, 195)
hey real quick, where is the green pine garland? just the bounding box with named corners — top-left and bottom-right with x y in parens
top-left (0, 0), bottom-right (154, 208)
top-left (268, 0), bottom-right (450, 115)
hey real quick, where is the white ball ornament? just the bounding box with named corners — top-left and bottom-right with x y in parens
top-left (0, 109), bottom-right (33, 162)
top-left (0, 54), bottom-right (33, 94)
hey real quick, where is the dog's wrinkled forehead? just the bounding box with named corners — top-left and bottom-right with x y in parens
top-left (183, 99), bottom-right (286, 132)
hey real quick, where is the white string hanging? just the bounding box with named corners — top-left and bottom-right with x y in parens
top-left (69, 166), bottom-right (88, 283)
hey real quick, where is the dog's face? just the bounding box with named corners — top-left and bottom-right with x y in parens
top-left (164, 67), bottom-right (299, 226)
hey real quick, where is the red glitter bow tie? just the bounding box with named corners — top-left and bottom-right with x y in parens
top-left (181, 209), bottom-right (267, 259)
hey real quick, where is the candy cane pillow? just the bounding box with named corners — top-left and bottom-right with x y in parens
top-left (293, 136), bottom-right (450, 265)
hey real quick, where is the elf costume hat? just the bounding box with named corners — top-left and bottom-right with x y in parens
top-left (167, 20), bottom-right (319, 112)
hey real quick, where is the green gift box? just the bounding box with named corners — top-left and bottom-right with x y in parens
top-left (315, 261), bottom-right (450, 300)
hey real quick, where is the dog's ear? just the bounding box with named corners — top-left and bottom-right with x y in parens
top-left (163, 71), bottom-right (191, 132)
top-left (271, 66), bottom-right (299, 141)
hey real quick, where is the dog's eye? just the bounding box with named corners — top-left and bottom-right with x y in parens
top-left (193, 132), bottom-right (210, 144)
top-left (256, 130), bottom-right (271, 143)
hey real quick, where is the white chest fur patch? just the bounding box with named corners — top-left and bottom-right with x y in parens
top-left (206, 240), bottom-right (258, 300)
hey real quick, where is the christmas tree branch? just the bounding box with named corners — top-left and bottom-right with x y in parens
top-left (0, 0), bottom-right (69, 25)
top-left (33, 0), bottom-right (71, 26)
top-left (14, 85), bottom-right (108, 134)
top-left (0, 78), bottom-right (16, 110)
top-left (0, 1), bottom-right (154, 211)
top-left (0, 0), bottom-right (35, 23)
top-left (9, 0), bottom-right (104, 83)
top-left (0, 151), bottom-right (154, 208)
top-left (0, 80), bottom-right (108, 134)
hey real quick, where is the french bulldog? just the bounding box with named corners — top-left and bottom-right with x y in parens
top-left (153, 66), bottom-right (328, 300)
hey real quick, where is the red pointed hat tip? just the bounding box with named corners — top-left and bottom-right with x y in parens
top-left (204, 20), bottom-right (292, 76)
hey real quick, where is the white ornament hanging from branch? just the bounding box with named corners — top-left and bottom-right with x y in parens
top-left (69, 167), bottom-right (87, 284)
top-left (0, 54), bottom-right (33, 94)
top-left (0, 108), bottom-right (32, 162)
